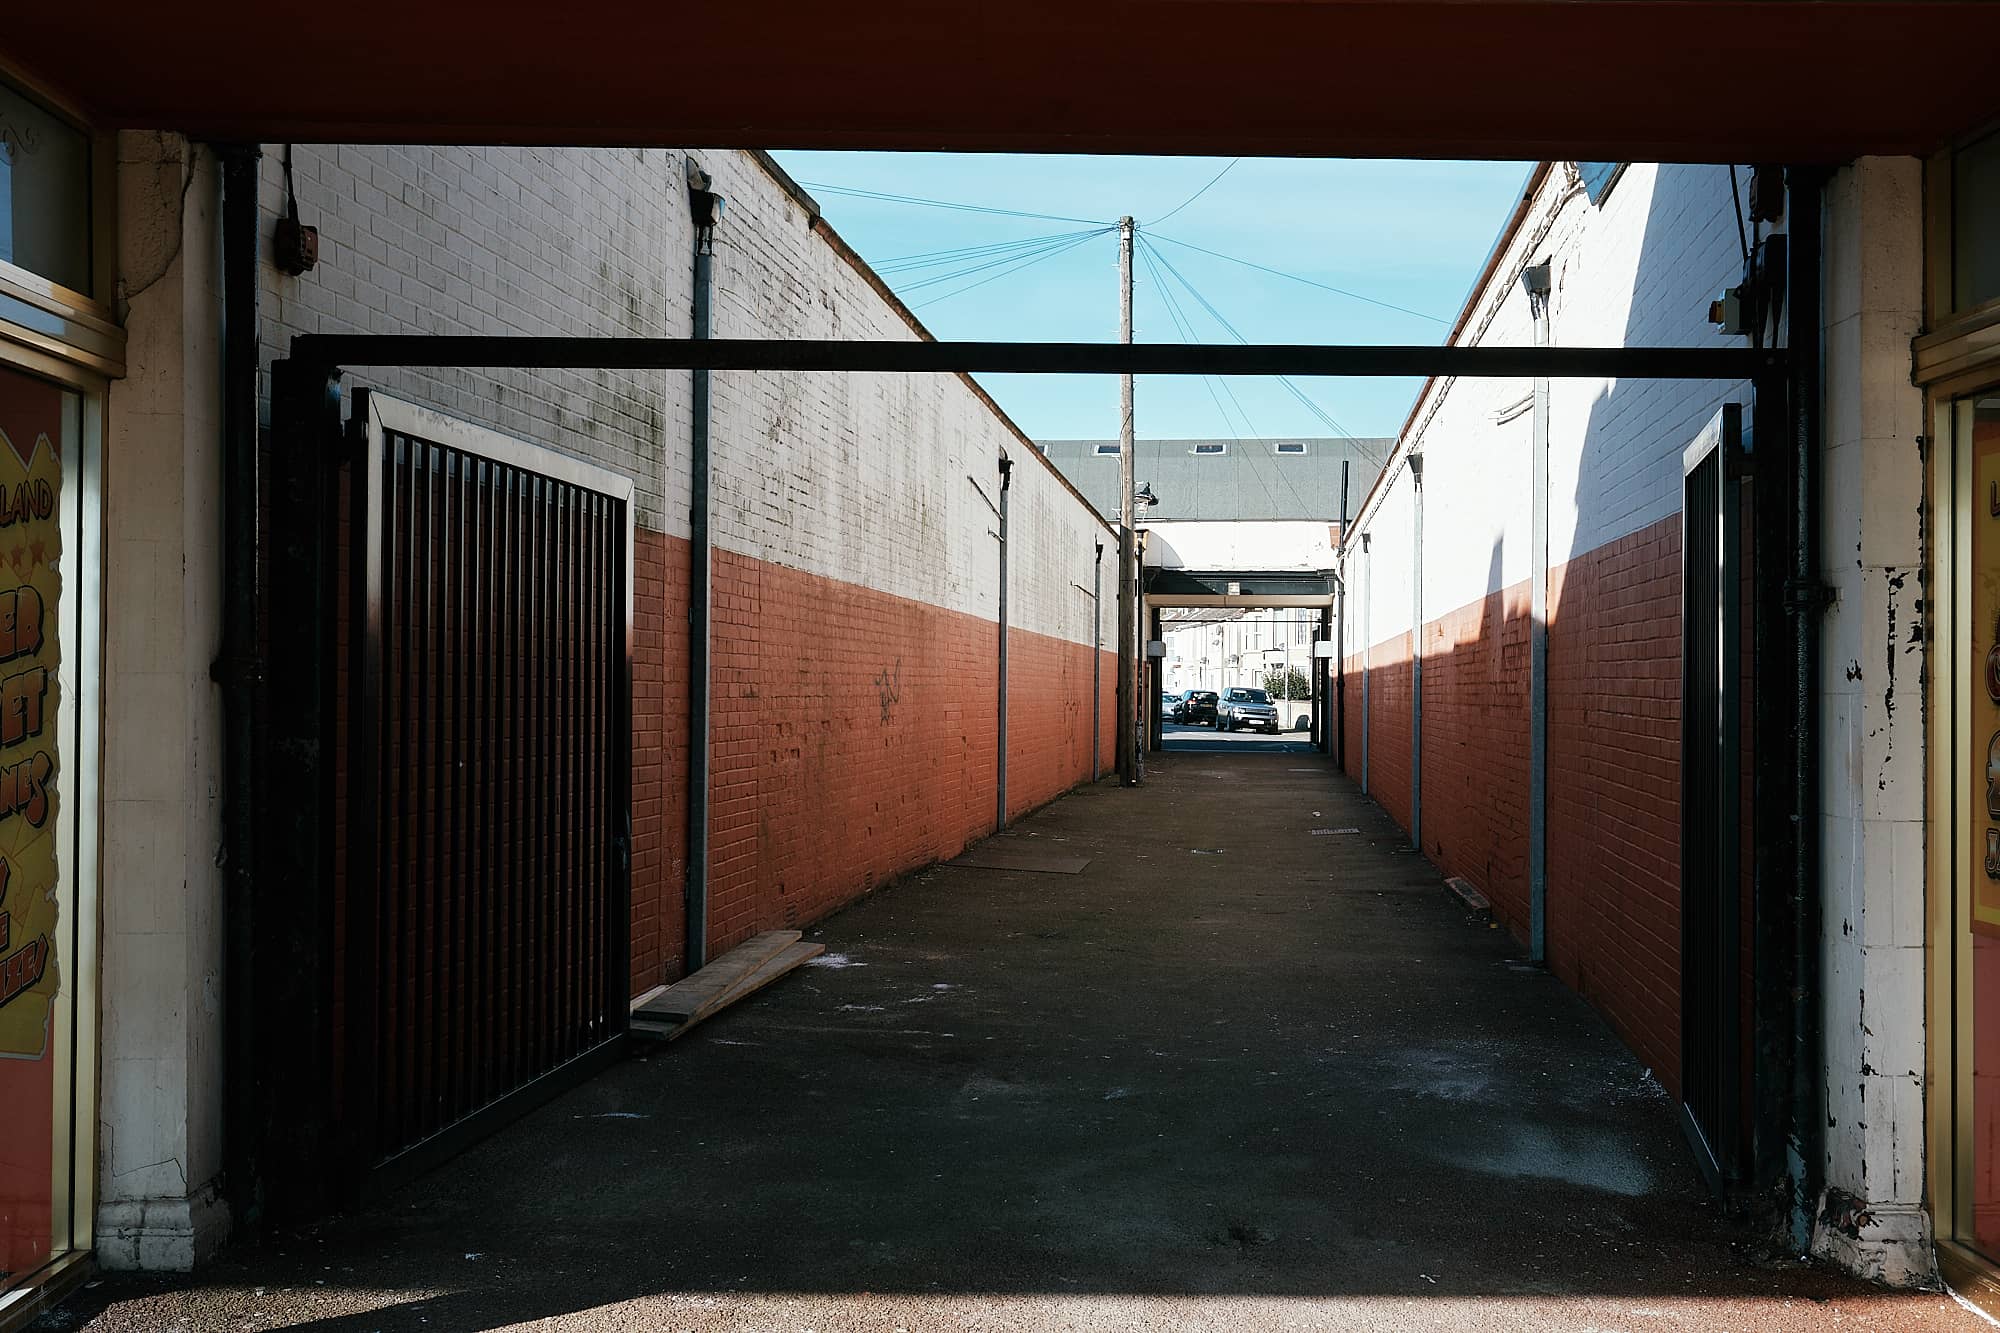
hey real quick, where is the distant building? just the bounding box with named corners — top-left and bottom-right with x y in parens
top-left (1035, 437), bottom-right (1389, 524)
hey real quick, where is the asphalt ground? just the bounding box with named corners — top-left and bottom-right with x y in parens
top-left (38, 751), bottom-right (1985, 1331)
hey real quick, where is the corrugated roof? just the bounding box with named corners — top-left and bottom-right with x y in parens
top-left (1035, 438), bottom-right (1390, 523)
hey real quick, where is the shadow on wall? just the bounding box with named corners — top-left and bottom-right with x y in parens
top-left (1349, 163), bottom-right (1751, 1104)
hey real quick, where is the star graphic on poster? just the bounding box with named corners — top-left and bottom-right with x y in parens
top-left (26, 539), bottom-right (44, 567)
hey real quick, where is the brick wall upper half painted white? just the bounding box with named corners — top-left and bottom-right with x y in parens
top-left (1345, 162), bottom-right (1758, 648)
top-left (261, 145), bottom-right (1111, 652)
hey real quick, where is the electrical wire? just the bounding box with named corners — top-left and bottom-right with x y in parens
top-left (1140, 236), bottom-right (1386, 471)
top-left (1149, 158), bottom-right (1240, 226)
top-left (1139, 238), bottom-right (1318, 519)
top-left (798, 181), bottom-right (1110, 226)
top-left (1145, 230), bottom-right (1450, 325)
top-left (873, 227), bottom-right (1103, 274)
top-left (897, 227), bottom-right (1113, 298)
top-left (1139, 241), bottom-right (1251, 447)
top-left (912, 228), bottom-right (1111, 309)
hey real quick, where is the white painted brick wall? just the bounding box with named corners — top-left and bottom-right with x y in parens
top-left (258, 145), bottom-right (1110, 650)
top-left (1812, 155), bottom-right (1929, 1286)
top-left (1346, 163), bottom-right (1753, 634)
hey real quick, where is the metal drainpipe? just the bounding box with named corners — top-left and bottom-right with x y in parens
top-left (685, 159), bottom-right (720, 972)
top-left (1410, 454), bottom-right (1424, 852)
top-left (996, 455), bottom-right (1012, 831)
top-left (1092, 541), bottom-right (1103, 777)
top-left (1336, 459), bottom-right (1349, 769)
top-left (1525, 262), bottom-right (1553, 963)
top-left (1786, 166), bottom-right (1826, 1247)
top-left (214, 142), bottom-right (265, 1227)
top-left (1361, 531), bottom-right (1371, 794)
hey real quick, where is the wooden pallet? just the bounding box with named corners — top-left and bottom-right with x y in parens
top-left (629, 930), bottom-right (824, 1041)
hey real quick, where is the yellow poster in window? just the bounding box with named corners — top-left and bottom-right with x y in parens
top-left (0, 371), bottom-right (61, 1057)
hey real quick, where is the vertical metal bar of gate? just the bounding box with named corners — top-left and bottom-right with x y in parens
top-left (1680, 403), bottom-right (1744, 1189)
top-left (341, 390), bottom-right (634, 1192)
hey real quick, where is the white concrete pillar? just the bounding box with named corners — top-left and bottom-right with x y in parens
top-left (1813, 154), bottom-right (1930, 1286)
top-left (95, 131), bottom-right (230, 1270)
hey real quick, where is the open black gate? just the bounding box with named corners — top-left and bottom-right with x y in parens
top-left (336, 390), bottom-right (634, 1189)
top-left (1679, 403), bottom-right (1745, 1188)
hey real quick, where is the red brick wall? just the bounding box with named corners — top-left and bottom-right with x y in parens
top-left (1544, 516), bottom-right (1683, 1093)
top-left (1364, 632), bottom-right (1415, 832)
top-left (1336, 516), bottom-right (1687, 1094)
top-left (1416, 587), bottom-right (1533, 932)
top-left (629, 528), bottom-right (690, 993)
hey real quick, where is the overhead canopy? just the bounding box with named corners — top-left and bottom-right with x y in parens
top-left (13, 2), bottom-right (1996, 161)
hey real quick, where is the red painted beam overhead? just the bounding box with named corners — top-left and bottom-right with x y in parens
top-left (9, 2), bottom-right (1995, 161)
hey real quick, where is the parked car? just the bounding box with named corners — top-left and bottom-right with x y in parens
top-left (1175, 690), bottom-right (1218, 724)
top-left (1216, 686), bottom-right (1280, 733)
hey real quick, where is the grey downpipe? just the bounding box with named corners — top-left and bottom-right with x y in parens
top-left (685, 160), bottom-right (720, 972)
top-left (996, 456), bottom-right (1012, 830)
top-left (1361, 532), bottom-right (1371, 794)
top-left (1525, 262), bottom-right (1552, 963)
top-left (1336, 460), bottom-right (1349, 769)
top-left (1093, 542), bottom-right (1103, 777)
top-left (215, 142), bottom-right (265, 1227)
top-left (1410, 455), bottom-right (1424, 851)
top-left (1787, 167), bottom-right (1825, 1248)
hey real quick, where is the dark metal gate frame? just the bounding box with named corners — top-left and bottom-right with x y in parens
top-left (1680, 403), bottom-right (1746, 1190)
top-left (342, 389), bottom-right (635, 1194)
top-left (247, 332), bottom-right (1795, 1222)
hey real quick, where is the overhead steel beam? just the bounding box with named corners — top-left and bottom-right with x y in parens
top-left (291, 336), bottom-right (1780, 381)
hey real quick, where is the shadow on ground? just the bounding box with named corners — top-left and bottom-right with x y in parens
top-left (41, 753), bottom-right (1977, 1331)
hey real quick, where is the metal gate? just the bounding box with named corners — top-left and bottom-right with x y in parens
top-left (340, 390), bottom-right (633, 1186)
top-left (1679, 403), bottom-right (1744, 1188)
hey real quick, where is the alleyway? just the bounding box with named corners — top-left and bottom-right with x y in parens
top-left (45, 755), bottom-right (1978, 1332)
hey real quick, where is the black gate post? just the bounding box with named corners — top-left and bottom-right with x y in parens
top-left (256, 356), bottom-right (344, 1221)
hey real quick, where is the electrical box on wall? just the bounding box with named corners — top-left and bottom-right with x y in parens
top-left (1146, 640), bottom-right (1167, 658)
top-left (276, 215), bottom-right (319, 276)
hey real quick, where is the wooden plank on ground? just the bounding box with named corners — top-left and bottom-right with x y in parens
top-left (630, 939), bottom-right (824, 1042)
top-left (633, 930), bottom-right (800, 1023)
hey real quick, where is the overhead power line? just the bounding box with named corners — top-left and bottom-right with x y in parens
top-left (1145, 230), bottom-right (1451, 325)
top-left (1139, 235), bottom-right (1387, 470)
top-left (1149, 158), bottom-right (1240, 226)
top-left (890, 229), bottom-right (1112, 290)
top-left (874, 227), bottom-right (1102, 274)
top-left (798, 181), bottom-right (1111, 227)
top-left (1138, 238), bottom-right (1318, 519)
top-left (912, 229), bottom-right (1111, 310)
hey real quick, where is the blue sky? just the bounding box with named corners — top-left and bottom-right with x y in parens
top-left (770, 153), bottom-right (1532, 442)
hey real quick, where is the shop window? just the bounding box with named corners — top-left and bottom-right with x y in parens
top-left (1957, 131), bottom-right (2000, 314)
top-left (0, 83), bottom-right (91, 297)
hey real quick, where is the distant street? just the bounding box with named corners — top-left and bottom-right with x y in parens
top-left (1159, 719), bottom-right (1320, 755)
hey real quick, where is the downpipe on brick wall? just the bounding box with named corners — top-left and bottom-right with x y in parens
top-left (1093, 542), bottom-right (1103, 777)
top-left (685, 158), bottom-right (721, 973)
top-left (1784, 167), bottom-right (1826, 1250)
top-left (1525, 261), bottom-right (1553, 964)
top-left (215, 142), bottom-right (267, 1228)
top-left (1410, 453), bottom-right (1424, 852)
top-left (996, 455), bottom-right (1012, 832)
top-left (1361, 531), bottom-right (1371, 794)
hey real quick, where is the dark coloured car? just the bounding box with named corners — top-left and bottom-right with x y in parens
top-left (1217, 686), bottom-right (1280, 733)
top-left (1174, 690), bottom-right (1218, 724)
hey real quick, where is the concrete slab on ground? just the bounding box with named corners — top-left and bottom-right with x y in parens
top-left (42, 751), bottom-right (1980, 1331)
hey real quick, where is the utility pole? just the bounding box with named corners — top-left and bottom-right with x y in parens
top-left (1115, 215), bottom-right (1139, 785)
